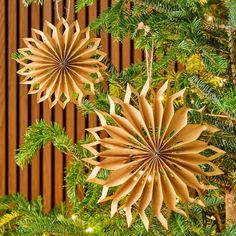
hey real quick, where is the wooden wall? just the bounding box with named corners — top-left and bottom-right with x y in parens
top-left (0, 0), bottom-right (142, 210)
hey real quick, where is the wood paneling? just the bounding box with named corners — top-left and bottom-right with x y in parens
top-left (19, 0), bottom-right (29, 198)
top-left (0, 0), bottom-right (142, 210)
top-left (0, 0), bottom-right (6, 196)
top-left (42, 0), bottom-right (53, 212)
top-left (30, 1), bottom-right (41, 201)
top-left (7, 0), bottom-right (17, 195)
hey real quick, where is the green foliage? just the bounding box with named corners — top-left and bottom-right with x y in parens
top-left (75, 0), bottom-right (96, 12)
top-left (22, 0), bottom-right (44, 6)
top-left (66, 138), bottom-right (92, 205)
top-left (227, 0), bottom-right (236, 28)
top-left (11, 52), bottom-right (23, 60)
top-left (0, 194), bottom-right (86, 235)
top-left (204, 115), bottom-right (236, 136)
top-left (16, 120), bottom-right (76, 167)
top-left (222, 224), bottom-right (236, 235)
top-left (190, 75), bottom-right (236, 119)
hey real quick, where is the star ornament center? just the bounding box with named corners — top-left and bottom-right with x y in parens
top-left (58, 59), bottom-right (70, 70)
top-left (83, 80), bottom-right (225, 230)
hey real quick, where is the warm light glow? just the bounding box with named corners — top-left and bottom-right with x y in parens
top-left (139, 170), bottom-right (144, 175)
top-left (159, 95), bottom-right (164, 101)
top-left (71, 214), bottom-right (77, 220)
top-left (209, 216), bottom-right (216, 220)
top-left (85, 227), bottom-right (94, 233)
top-left (134, 177), bottom-right (138, 181)
top-left (148, 175), bottom-right (152, 182)
top-left (207, 15), bottom-right (213, 22)
top-left (191, 100), bottom-right (194, 104)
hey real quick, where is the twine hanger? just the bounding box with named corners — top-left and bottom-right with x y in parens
top-left (55, 0), bottom-right (71, 21)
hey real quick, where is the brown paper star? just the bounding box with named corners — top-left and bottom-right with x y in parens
top-left (16, 18), bottom-right (106, 108)
top-left (83, 79), bottom-right (224, 230)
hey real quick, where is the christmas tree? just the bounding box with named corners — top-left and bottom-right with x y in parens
top-left (1, 0), bottom-right (236, 235)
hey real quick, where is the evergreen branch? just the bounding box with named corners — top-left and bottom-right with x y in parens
top-left (11, 52), bottom-right (24, 60)
top-left (75, 0), bottom-right (96, 12)
top-left (78, 100), bottom-right (96, 115)
top-left (90, 0), bottom-right (128, 40)
top-left (66, 160), bottom-right (86, 205)
top-left (190, 75), bottom-right (236, 120)
top-left (16, 120), bottom-right (77, 167)
top-left (210, 131), bottom-right (236, 155)
top-left (22, 0), bottom-right (44, 6)
top-left (19, 217), bottom-right (85, 236)
top-left (0, 194), bottom-right (85, 235)
top-left (204, 114), bottom-right (236, 136)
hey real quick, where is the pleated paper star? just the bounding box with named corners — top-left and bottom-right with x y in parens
top-left (17, 18), bottom-right (106, 108)
top-left (83, 79), bottom-right (224, 230)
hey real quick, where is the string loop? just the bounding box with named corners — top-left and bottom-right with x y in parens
top-left (55, 0), bottom-right (71, 21)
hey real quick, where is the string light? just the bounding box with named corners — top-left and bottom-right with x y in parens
top-left (159, 95), bottom-right (164, 101)
top-left (209, 216), bottom-right (216, 220)
top-left (85, 227), bottom-right (94, 233)
top-left (148, 175), bottom-right (152, 182)
top-left (71, 214), bottom-right (77, 220)
top-left (207, 15), bottom-right (213, 22)
top-left (139, 170), bottom-right (144, 175)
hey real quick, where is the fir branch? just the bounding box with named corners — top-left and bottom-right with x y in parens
top-left (22, 0), bottom-right (44, 6)
top-left (66, 161), bottom-right (86, 205)
top-left (210, 131), bottom-right (236, 155)
top-left (75, 0), bottom-right (96, 12)
top-left (19, 217), bottom-right (85, 236)
top-left (16, 120), bottom-right (77, 167)
top-left (11, 52), bottom-right (24, 60)
top-left (78, 100), bottom-right (96, 115)
top-left (190, 75), bottom-right (236, 120)
top-left (204, 114), bottom-right (236, 136)
top-left (90, 0), bottom-right (128, 40)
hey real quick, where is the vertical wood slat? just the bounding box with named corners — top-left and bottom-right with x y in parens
top-left (76, 3), bottom-right (86, 141)
top-left (111, 1), bottom-right (121, 72)
top-left (19, 1), bottom-right (29, 198)
top-left (53, 1), bottom-right (64, 206)
top-left (133, 42), bottom-right (142, 64)
top-left (0, 0), bottom-right (6, 196)
top-left (65, 0), bottom-right (75, 204)
top-left (122, 3), bottom-right (131, 70)
top-left (7, 0), bottom-right (17, 195)
top-left (30, 3), bottom-right (41, 200)
top-left (43, 0), bottom-right (53, 211)
top-left (88, 3), bottom-right (98, 130)
top-left (99, 0), bottom-right (109, 141)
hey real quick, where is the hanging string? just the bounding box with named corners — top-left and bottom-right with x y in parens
top-left (66, 0), bottom-right (71, 21)
top-left (145, 48), bottom-right (150, 81)
top-left (55, 0), bottom-right (71, 21)
top-left (145, 37), bottom-right (154, 81)
top-left (55, 0), bottom-right (61, 21)
top-left (149, 37), bottom-right (154, 80)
